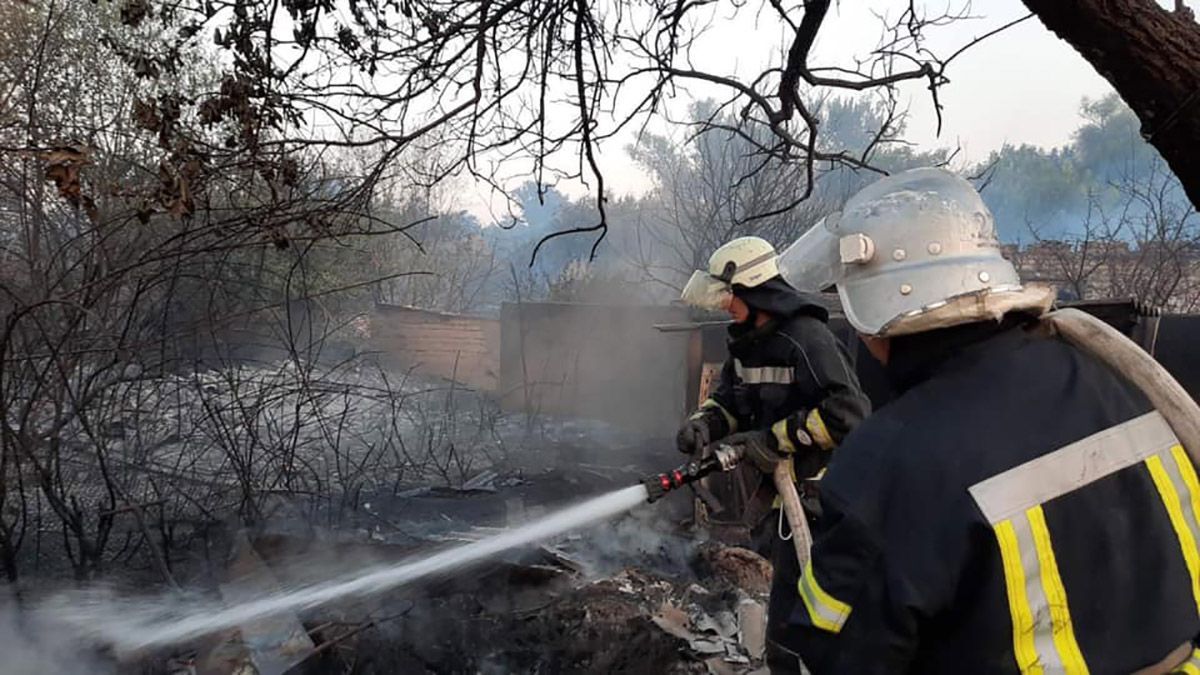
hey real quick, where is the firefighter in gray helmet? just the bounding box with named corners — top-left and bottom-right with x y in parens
top-left (774, 167), bottom-right (1200, 673)
top-left (677, 235), bottom-right (871, 672)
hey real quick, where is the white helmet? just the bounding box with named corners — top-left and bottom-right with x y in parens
top-left (680, 236), bottom-right (780, 310)
top-left (777, 167), bottom-right (1052, 336)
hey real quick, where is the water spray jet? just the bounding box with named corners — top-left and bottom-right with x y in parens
top-left (40, 446), bottom-right (770, 660)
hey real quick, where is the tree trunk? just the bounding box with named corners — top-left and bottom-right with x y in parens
top-left (1021, 0), bottom-right (1200, 208)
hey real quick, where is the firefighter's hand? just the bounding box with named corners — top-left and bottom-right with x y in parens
top-left (722, 430), bottom-right (785, 473)
top-left (676, 415), bottom-right (713, 455)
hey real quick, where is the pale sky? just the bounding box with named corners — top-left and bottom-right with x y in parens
top-left (464, 1), bottom-right (1126, 219)
top-left (871, 2), bottom-right (1115, 157)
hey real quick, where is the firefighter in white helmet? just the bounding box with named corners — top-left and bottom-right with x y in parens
top-left (678, 235), bottom-right (871, 671)
top-left (774, 167), bottom-right (1200, 673)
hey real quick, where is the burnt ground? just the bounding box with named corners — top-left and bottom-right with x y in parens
top-left (243, 435), bottom-right (768, 674)
top-left (12, 412), bottom-right (776, 675)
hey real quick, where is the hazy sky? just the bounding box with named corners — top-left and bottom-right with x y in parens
top-left (465, 1), bottom-right (1126, 217)
top-left (852, 2), bottom-right (1115, 157)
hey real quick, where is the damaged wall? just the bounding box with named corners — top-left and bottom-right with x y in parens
top-left (499, 302), bottom-right (693, 434)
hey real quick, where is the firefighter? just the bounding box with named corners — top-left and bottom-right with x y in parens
top-left (676, 235), bottom-right (871, 671)
top-left (773, 167), bottom-right (1200, 673)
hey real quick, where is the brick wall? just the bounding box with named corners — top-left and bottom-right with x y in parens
top-left (1003, 241), bottom-right (1200, 312)
top-left (369, 304), bottom-right (500, 391)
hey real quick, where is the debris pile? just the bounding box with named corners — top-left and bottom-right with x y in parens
top-left (150, 518), bottom-right (773, 674)
top-left (315, 555), bottom-right (773, 675)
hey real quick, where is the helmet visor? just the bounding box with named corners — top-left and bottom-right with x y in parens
top-left (680, 270), bottom-right (732, 310)
top-left (777, 213), bottom-right (843, 293)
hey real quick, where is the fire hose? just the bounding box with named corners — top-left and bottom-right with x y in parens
top-left (1042, 308), bottom-right (1200, 464)
top-left (641, 443), bottom-right (813, 567)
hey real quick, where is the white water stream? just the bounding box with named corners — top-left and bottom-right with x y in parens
top-left (42, 485), bottom-right (649, 654)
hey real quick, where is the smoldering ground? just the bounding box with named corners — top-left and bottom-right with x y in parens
top-left (37, 485), bottom-right (649, 654)
top-left (15, 446), bottom-right (734, 673)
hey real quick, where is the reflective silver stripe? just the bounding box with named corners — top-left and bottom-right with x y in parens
top-left (733, 359), bottom-right (794, 385)
top-left (1146, 445), bottom-right (1200, 614)
top-left (969, 412), bottom-right (1178, 524)
top-left (1010, 511), bottom-right (1064, 671)
top-left (1159, 449), bottom-right (1200, 564)
top-left (979, 413), bottom-right (1166, 674)
top-left (994, 507), bottom-right (1089, 672)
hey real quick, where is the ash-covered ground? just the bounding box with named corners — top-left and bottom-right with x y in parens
top-left (3, 360), bottom-right (775, 674)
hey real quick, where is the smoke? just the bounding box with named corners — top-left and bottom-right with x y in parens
top-left (975, 93), bottom-right (1187, 245)
top-left (565, 507), bottom-right (699, 580)
top-left (502, 302), bottom-right (694, 437)
top-left (0, 594), bottom-right (115, 675)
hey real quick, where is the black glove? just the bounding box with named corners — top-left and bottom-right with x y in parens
top-left (720, 429), bottom-right (785, 473)
top-left (676, 410), bottom-right (720, 455)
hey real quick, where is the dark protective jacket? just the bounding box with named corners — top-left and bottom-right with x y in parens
top-left (702, 278), bottom-right (871, 478)
top-left (789, 316), bottom-right (1200, 674)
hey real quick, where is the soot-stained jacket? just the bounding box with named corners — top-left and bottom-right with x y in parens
top-left (789, 316), bottom-right (1200, 674)
top-left (700, 278), bottom-right (871, 479)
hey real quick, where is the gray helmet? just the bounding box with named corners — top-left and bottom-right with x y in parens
top-left (778, 167), bottom-right (1049, 336)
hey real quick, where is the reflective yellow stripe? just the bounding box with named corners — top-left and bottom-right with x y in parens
top-left (1170, 444), bottom-right (1200, 545)
top-left (995, 519), bottom-right (1041, 673)
top-left (697, 398), bottom-right (737, 433)
top-left (796, 559), bottom-right (852, 633)
top-left (1146, 448), bottom-right (1200, 614)
top-left (1171, 648), bottom-right (1200, 675)
top-left (806, 409), bottom-right (834, 450)
top-left (1172, 444), bottom-right (1200, 614)
top-left (1027, 507), bottom-right (1089, 673)
top-left (771, 418), bottom-right (795, 453)
top-left (994, 508), bottom-right (1088, 674)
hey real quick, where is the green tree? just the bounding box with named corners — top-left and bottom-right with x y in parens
top-left (975, 94), bottom-right (1187, 243)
